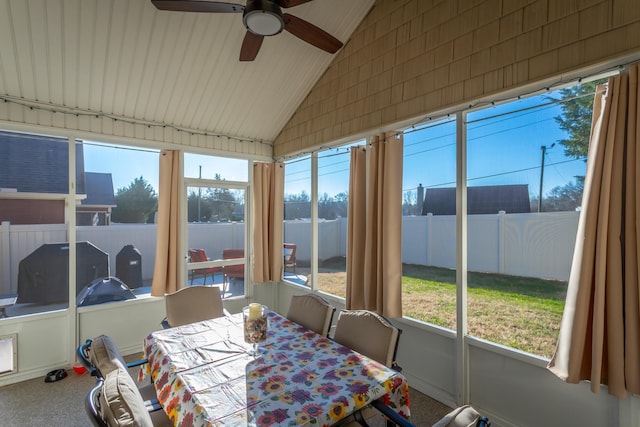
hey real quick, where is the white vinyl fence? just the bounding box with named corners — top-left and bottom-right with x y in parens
top-left (285, 211), bottom-right (579, 281)
top-left (0, 211), bottom-right (578, 295)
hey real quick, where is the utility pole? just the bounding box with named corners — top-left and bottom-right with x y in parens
top-left (538, 143), bottom-right (555, 212)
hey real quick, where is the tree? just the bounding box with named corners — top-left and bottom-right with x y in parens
top-left (333, 192), bottom-right (349, 218)
top-left (208, 187), bottom-right (239, 221)
top-left (111, 177), bottom-right (157, 223)
top-left (187, 189), bottom-right (212, 222)
top-left (543, 79), bottom-right (606, 210)
top-left (553, 79), bottom-right (606, 160)
top-left (186, 174), bottom-right (242, 222)
top-left (541, 180), bottom-right (584, 212)
top-left (318, 193), bottom-right (336, 220)
top-left (284, 191), bottom-right (310, 220)
top-left (283, 191), bottom-right (348, 220)
top-left (402, 190), bottom-right (419, 216)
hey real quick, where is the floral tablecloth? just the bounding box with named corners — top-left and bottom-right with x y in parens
top-left (143, 310), bottom-right (411, 427)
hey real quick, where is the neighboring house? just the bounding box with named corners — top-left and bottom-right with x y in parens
top-left (422, 184), bottom-right (531, 215)
top-left (77, 172), bottom-right (116, 226)
top-left (0, 131), bottom-right (114, 225)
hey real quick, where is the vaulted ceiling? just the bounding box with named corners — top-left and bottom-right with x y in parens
top-left (0, 0), bottom-right (375, 146)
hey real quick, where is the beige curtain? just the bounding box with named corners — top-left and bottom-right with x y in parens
top-left (151, 150), bottom-right (182, 296)
top-left (253, 162), bottom-right (284, 283)
top-left (346, 133), bottom-right (403, 317)
top-left (347, 147), bottom-right (367, 308)
top-left (547, 64), bottom-right (640, 398)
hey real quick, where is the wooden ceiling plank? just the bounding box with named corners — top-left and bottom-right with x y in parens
top-left (172, 15), bottom-right (229, 128)
top-left (28, 0), bottom-right (51, 103)
top-left (0, 0), bottom-right (374, 144)
top-left (44, 0), bottom-right (65, 105)
top-left (155, 13), bottom-right (201, 126)
top-left (101, 0), bottom-right (130, 116)
top-left (89, 0), bottom-right (112, 113)
top-left (9, 0), bottom-right (35, 100)
top-left (75, 0), bottom-right (97, 110)
top-left (61, 0), bottom-right (80, 109)
top-left (0, 0), bottom-right (21, 97)
top-left (115, 2), bottom-right (148, 118)
top-left (134, 10), bottom-right (170, 123)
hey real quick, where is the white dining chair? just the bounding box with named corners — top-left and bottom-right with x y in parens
top-left (163, 285), bottom-right (228, 328)
top-left (286, 293), bottom-right (335, 336)
top-left (332, 310), bottom-right (402, 427)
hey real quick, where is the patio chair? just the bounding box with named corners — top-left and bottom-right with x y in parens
top-left (222, 249), bottom-right (244, 289)
top-left (188, 248), bottom-right (223, 286)
top-left (85, 366), bottom-right (171, 427)
top-left (286, 293), bottom-right (335, 336)
top-left (283, 243), bottom-right (297, 273)
top-left (77, 335), bottom-right (148, 379)
top-left (333, 309), bottom-right (402, 369)
top-left (78, 334), bottom-right (161, 417)
top-left (332, 310), bottom-right (403, 427)
top-left (162, 285), bottom-right (228, 328)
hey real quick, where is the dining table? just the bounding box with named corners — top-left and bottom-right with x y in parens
top-left (142, 309), bottom-right (411, 427)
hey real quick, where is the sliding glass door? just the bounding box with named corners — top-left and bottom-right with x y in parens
top-left (183, 154), bottom-right (248, 298)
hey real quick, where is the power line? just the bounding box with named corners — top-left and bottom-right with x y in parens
top-left (286, 83), bottom-right (600, 187)
top-left (402, 157), bottom-right (586, 192)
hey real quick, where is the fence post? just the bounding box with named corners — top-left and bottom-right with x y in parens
top-left (498, 211), bottom-right (506, 274)
top-left (426, 213), bottom-right (433, 266)
top-left (1, 221), bottom-right (12, 294)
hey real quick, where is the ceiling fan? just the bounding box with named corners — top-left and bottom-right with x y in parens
top-left (151, 0), bottom-right (344, 61)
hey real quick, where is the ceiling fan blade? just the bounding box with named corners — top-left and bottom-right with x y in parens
top-left (151, 0), bottom-right (244, 13)
top-left (283, 13), bottom-right (343, 54)
top-left (240, 31), bottom-right (264, 61)
top-left (276, 0), bottom-right (313, 8)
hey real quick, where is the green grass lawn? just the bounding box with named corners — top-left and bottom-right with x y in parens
top-left (315, 260), bottom-right (567, 359)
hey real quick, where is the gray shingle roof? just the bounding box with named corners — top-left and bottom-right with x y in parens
top-left (81, 172), bottom-right (116, 206)
top-left (422, 184), bottom-right (531, 215)
top-left (0, 130), bottom-right (86, 194)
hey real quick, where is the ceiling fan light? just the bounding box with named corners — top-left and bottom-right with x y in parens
top-left (244, 11), bottom-right (284, 36)
top-left (243, 0), bottom-right (284, 36)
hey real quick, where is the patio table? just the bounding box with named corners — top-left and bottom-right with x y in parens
top-left (143, 310), bottom-right (411, 426)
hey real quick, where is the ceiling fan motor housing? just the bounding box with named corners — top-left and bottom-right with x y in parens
top-left (243, 0), bottom-right (284, 36)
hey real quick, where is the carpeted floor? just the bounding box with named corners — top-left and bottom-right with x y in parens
top-left (0, 365), bottom-right (99, 426)
top-left (0, 356), bottom-right (452, 426)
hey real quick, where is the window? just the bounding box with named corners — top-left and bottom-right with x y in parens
top-left (464, 81), bottom-right (596, 357)
top-left (184, 154), bottom-right (248, 298)
top-left (317, 147), bottom-right (353, 296)
top-left (184, 154), bottom-right (248, 182)
top-left (285, 78), bottom-right (603, 360)
top-left (283, 155), bottom-right (311, 286)
top-left (79, 141), bottom-right (159, 302)
top-left (0, 131), bottom-right (164, 316)
top-left (401, 117), bottom-right (458, 327)
top-left (0, 131), bottom-right (72, 314)
top-left (283, 144), bottom-right (361, 292)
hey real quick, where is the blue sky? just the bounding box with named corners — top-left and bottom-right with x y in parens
top-left (400, 93), bottom-right (587, 199)
top-left (83, 147), bottom-right (249, 194)
top-left (285, 88), bottom-right (587, 202)
top-left (84, 87), bottom-right (588, 203)
top-left (83, 143), bottom-right (160, 192)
